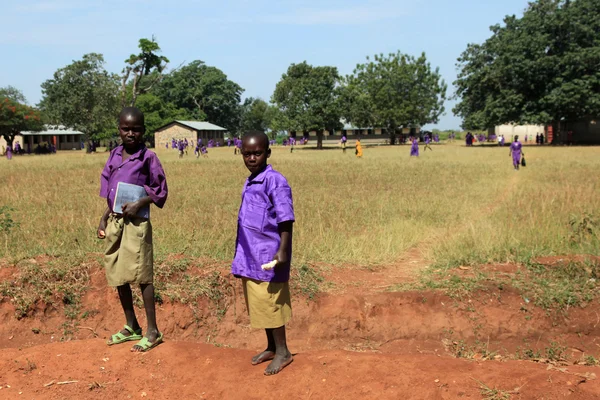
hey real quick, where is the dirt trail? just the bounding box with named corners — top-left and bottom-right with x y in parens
top-left (1, 340), bottom-right (599, 400)
top-left (326, 173), bottom-right (521, 294)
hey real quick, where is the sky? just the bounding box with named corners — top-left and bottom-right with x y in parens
top-left (1, 0), bottom-right (531, 130)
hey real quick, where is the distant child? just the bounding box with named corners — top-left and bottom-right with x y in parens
top-left (232, 132), bottom-right (295, 376)
top-left (509, 135), bottom-right (524, 171)
top-left (410, 137), bottom-right (419, 157)
top-left (97, 107), bottom-right (168, 352)
top-left (423, 134), bottom-right (433, 151)
top-left (355, 138), bottom-right (363, 158)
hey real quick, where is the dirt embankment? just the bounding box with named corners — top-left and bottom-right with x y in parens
top-left (0, 260), bottom-right (599, 399)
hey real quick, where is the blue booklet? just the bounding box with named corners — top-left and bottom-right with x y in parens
top-left (113, 182), bottom-right (150, 219)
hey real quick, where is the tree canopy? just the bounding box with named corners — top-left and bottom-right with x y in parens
top-left (39, 53), bottom-right (120, 139)
top-left (453, 0), bottom-right (600, 133)
top-left (271, 61), bottom-right (343, 149)
top-left (157, 60), bottom-right (244, 132)
top-left (238, 97), bottom-right (272, 135)
top-left (121, 37), bottom-right (170, 107)
top-left (343, 51), bottom-right (447, 144)
top-left (0, 96), bottom-right (43, 147)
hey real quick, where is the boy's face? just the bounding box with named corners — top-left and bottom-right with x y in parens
top-left (119, 113), bottom-right (145, 150)
top-left (241, 136), bottom-right (270, 174)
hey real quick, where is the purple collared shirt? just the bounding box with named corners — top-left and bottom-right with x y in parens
top-left (232, 165), bottom-right (295, 282)
top-left (100, 145), bottom-right (168, 212)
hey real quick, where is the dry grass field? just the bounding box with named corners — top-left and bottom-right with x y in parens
top-left (1, 143), bottom-right (600, 399)
top-left (0, 142), bottom-right (598, 267)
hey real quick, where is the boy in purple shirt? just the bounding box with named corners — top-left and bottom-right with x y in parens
top-left (232, 132), bottom-right (295, 375)
top-left (97, 107), bottom-right (168, 352)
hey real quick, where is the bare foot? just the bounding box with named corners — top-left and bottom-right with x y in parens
top-left (264, 353), bottom-right (293, 376)
top-left (252, 350), bottom-right (276, 365)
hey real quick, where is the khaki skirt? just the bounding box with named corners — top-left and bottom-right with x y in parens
top-left (104, 214), bottom-right (153, 287)
top-left (242, 278), bottom-right (292, 329)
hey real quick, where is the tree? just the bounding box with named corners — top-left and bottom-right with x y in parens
top-left (135, 93), bottom-right (191, 145)
top-left (271, 62), bottom-right (343, 149)
top-left (157, 60), bottom-right (244, 131)
top-left (453, 0), bottom-right (600, 140)
top-left (343, 52), bottom-right (447, 144)
top-left (39, 53), bottom-right (120, 139)
top-left (121, 37), bottom-right (169, 107)
top-left (238, 97), bottom-right (271, 135)
top-left (0, 86), bottom-right (27, 104)
top-left (0, 97), bottom-right (43, 147)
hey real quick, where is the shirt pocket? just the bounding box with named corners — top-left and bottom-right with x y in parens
top-left (241, 201), bottom-right (267, 232)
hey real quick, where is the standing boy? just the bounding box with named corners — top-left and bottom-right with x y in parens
top-left (232, 132), bottom-right (295, 376)
top-left (97, 107), bottom-right (168, 352)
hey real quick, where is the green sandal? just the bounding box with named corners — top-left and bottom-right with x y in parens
top-left (107, 325), bottom-right (143, 346)
top-left (131, 333), bottom-right (164, 352)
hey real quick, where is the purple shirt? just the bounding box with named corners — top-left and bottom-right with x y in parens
top-left (100, 145), bottom-right (168, 213)
top-left (232, 165), bottom-right (295, 282)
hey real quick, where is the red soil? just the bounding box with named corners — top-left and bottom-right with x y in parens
top-left (0, 258), bottom-right (599, 399)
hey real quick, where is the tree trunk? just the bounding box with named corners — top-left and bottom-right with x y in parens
top-left (389, 128), bottom-right (396, 145)
top-left (317, 130), bottom-right (323, 149)
top-left (2, 133), bottom-right (14, 148)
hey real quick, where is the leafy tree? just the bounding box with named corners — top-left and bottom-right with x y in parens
top-left (121, 37), bottom-right (169, 107)
top-left (0, 86), bottom-right (27, 104)
top-left (238, 97), bottom-right (271, 134)
top-left (453, 0), bottom-right (600, 141)
top-left (343, 52), bottom-right (447, 144)
top-left (157, 60), bottom-right (244, 132)
top-left (135, 93), bottom-right (191, 145)
top-left (272, 62), bottom-right (343, 149)
top-left (39, 53), bottom-right (120, 139)
top-left (0, 97), bottom-right (43, 147)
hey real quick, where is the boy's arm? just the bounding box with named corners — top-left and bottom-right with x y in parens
top-left (97, 207), bottom-right (111, 239)
top-left (274, 221), bottom-right (294, 268)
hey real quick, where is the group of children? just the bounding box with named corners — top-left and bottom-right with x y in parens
top-left (98, 107), bottom-right (295, 376)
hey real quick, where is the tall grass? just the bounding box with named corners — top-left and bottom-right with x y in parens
top-left (0, 144), bottom-right (598, 267)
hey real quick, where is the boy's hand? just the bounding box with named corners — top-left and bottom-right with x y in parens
top-left (122, 201), bottom-right (142, 218)
top-left (274, 250), bottom-right (290, 268)
top-left (97, 219), bottom-right (107, 239)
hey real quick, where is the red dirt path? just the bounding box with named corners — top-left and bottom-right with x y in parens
top-left (1, 257), bottom-right (600, 399)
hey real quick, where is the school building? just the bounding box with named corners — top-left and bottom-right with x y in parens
top-left (154, 121), bottom-right (227, 148)
top-left (1, 125), bottom-right (84, 151)
top-left (491, 119), bottom-right (600, 144)
top-left (299, 123), bottom-right (420, 141)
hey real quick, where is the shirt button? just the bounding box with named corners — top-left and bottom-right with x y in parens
top-left (118, 168), bottom-right (121, 170)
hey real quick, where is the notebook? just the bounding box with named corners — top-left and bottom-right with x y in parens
top-left (113, 182), bottom-right (150, 219)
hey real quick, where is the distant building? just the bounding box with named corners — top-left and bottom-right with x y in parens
top-left (556, 117), bottom-right (600, 144)
top-left (489, 124), bottom-right (545, 140)
top-left (154, 121), bottom-right (227, 148)
top-left (299, 123), bottom-right (420, 139)
top-left (0, 125), bottom-right (84, 151)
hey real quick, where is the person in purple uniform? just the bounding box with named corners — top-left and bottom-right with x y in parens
top-left (97, 107), bottom-right (168, 352)
top-left (423, 134), bottom-right (433, 151)
top-left (232, 131), bottom-right (295, 376)
top-left (6, 145), bottom-right (12, 160)
top-left (341, 135), bottom-right (347, 153)
top-left (178, 140), bottom-right (184, 158)
top-left (201, 145), bottom-right (208, 158)
top-left (410, 137), bottom-right (419, 157)
top-left (509, 135), bottom-right (524, 171)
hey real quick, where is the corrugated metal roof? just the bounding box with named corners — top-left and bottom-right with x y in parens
top-left (176, 121), bottom-right (227, 131)
top-left (21, 125), bottom-right (84, 136)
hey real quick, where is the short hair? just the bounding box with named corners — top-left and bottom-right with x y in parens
top-left (514, 135), bottom-right (519, 140)
top-left (242, 131), bottom-right (269, 150)
top-left (119, 107), bottom-right (145, 125)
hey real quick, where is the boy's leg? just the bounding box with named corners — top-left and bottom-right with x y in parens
top-left (251, 329), bottom-right (276, 365)
top-left (132, 283), bottom-right (160, 351)
top-left (264, 326), bottom-right (293, 376)
top-left (108, 284), bottom-right (141, 344)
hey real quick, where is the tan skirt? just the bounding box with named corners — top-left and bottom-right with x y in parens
top-left (242, 278), bottom-right (292, 329)
top-left (104, 214), bottom-right (153, 287)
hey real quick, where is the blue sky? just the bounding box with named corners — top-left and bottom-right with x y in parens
top-left (1, 0), bottom-right (530, 130)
